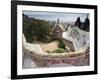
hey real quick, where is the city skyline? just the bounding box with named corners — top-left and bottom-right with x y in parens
top-left (23, 11), bottom-right (89, 22)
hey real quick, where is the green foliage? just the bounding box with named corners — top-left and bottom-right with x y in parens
top-left (52, 48), bottom-right (65, 53)
top-left (46, 51), bottom-right (51, 53)
top-left (23, 14), bottom-right (52, 43)
top-left (58, 39), bottom-right (65, 49)
top-left (23, 22), bottom-right (33, 42)
top-left (46, 48), bottom-right (65, 53)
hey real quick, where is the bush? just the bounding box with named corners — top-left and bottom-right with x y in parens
top-left (52, 48), bottom-right (65, 53)
top-left (58, 40), bottom-right (65, 49)
top-left (46, 48), bottom-right (65, 53)
top-left (46, 51), bottom-right (51, 53)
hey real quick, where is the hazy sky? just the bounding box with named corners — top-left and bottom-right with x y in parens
top-left (23, 11), bottom-right (89, 22)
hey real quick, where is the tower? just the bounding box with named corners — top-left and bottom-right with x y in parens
top-left (53, 18), bottom-right (63, 38)
top-left (86, 14), bottom-right (89, 19)
top-left (57, 18), bottom-right (59, 24)
top-left (83, 14), bottom-right (90, 31)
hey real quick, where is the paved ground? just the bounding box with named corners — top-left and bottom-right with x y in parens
top-left (40, 41), bottom-right (59, 52)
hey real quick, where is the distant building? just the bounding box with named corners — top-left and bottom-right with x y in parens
top-left (52, 18), bottom-right (64, 38)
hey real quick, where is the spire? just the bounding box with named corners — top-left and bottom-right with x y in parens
top-left (57, 18), bottom-right (59, 24)
top-left (86, 14), bottom-right (89, 19)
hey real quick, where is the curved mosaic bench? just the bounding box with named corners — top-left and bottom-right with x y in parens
top-left (23, 43), bottom-right (88, 67)
top-left (23, 33), bottom-right (89, 67)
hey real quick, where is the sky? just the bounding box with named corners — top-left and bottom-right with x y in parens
top-left (23, 11), bottom-right (89, 22)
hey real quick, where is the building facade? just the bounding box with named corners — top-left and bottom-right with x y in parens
top-left (53, 18), bottom-right (63, 38)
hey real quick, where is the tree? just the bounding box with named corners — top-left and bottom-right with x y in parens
top-left (23, 14), bottom-right (52, 42)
